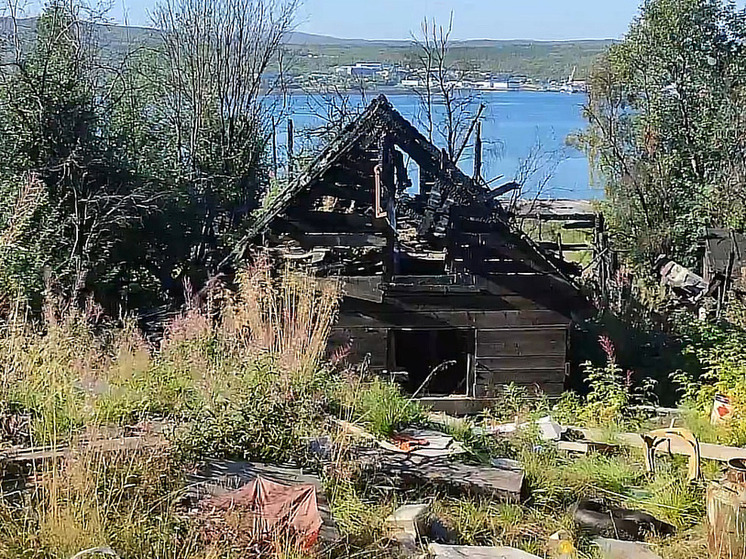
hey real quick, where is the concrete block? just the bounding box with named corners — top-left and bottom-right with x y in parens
top-left (386, 503), bottom-right (430, 536)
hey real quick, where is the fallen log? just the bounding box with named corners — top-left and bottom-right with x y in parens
top-left (0, 435), bottom-right (167, 464)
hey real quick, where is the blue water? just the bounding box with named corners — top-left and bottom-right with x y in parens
top-left (285, 91), bottom-right (597, 200)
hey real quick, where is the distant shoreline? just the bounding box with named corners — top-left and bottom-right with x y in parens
top-left (276, 86), bottom-right (588, 97)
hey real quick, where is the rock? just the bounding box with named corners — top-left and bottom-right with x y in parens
top-left (386, 503), bottom-right (430, 537)
top-left (593, 537), bottom-right (662, 559)
top-left (428, 543), bottom-right (542, 558)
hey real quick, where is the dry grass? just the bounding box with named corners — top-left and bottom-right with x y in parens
top-left (0, 259), bottom-right (344, 558)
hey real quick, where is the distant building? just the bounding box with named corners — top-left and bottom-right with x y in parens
top-left (474, 74), bottom-right (521, 91)
top-left (349, 62), bottom-right (384, 79)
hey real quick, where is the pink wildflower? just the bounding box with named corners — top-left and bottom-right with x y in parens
top-left (599, 335), bottom-right (616, 362)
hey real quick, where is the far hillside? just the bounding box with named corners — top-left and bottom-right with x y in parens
top-left (287, 34), bottom-right (612, 82)
top-left (0, 18), bottom-right (611, 83)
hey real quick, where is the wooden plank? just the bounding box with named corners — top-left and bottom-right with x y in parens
top-left (285, 208), bottom-right (375, 232)
top-left (476, 328), bottom-right (567, 357)
top-left (337, 309), bottom-right (570, 329)
top-left (476, 381), bottom-right (564, 397)
top-left (299, 232), bottom-right (387, 249)
top-left (418, 397), bottom-right (505, 415)
top-left (476, 356), bottom-right (567, 370)
top-left (429, 544), bottom-right (541, 559)
top-left (360, 448), bottom-right (524, 502)
top-left (0, 435), bottom-right (166, 463)
top-left (575, 427), bottom-right (746, 463)
top-left (537, 242), bottom-right (591, 252)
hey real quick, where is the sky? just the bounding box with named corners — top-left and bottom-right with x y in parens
top-left (98, 0), bottom-right (644, 40)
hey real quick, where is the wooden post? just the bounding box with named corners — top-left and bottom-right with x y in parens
top-left (718, 247), bottom-right (736, 319)
top-left (473, 121), bottom-right (483, 182)
top-left (287, 118), bottom-right (295, 181)
top-left (594, 212), bottom-right (608, 306)
top-left (379, 134), bottom-right (397, 279)
top-left (272, 119), bottom-right (278, 174)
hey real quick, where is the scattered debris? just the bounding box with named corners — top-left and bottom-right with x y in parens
top-left (593, 537), bottom-right (662, 559)
top-left (428, 543), bottom-right (542, 558)
top-left (707, 457), bottom-right (746, 558)
top-left (537, 417), bottom-right (564, 441)
top-left (200, 476), bottom-right (322, 549)
top-left (485, 416), bottom-right (565, 441)
top-left (361, 449), bottom-right (524, 502)
top-left (642, 427), bottom-right (701, 481)
top-left (547, 531), bottom-right (576, 558)
top-left (335, 419), bottom-right (466, 457)
top-left (186, 460), bottom-right (339, 543)
top-left (655, 256), bottom-right (709, 303)
top-left (711, 394), bottom-right (734, 425)
top-left (572, 500), bottom-right (675, 541)
top-left (386, 503), bottom-right (430, 556)
top-left (385, 503), bottom-right (430, 537)
top-left (69, 548), bottom-right (120, 559)
top-left (387, 428), bottom-right (466, 458)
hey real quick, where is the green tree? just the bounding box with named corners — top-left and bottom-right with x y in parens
top-left (582, 0), bottom-right (746, 269)
top-left (0, 3), bottom-right (155, 308)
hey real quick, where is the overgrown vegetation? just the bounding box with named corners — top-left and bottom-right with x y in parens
top-left (4, 0), bottom-right (746, 558)
top-left (582, 0), bottom-right (746, 269)
top-left (0, 0), bottom-right (296, 312)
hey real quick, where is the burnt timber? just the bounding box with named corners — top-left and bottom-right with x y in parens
top-left (230, 95), bottom-right (589, 400)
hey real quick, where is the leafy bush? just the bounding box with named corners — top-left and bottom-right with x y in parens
top-left (330, 376), bottom-right (423, 438)
top-left (554, 336), bottom-right (656, 428)
top-left (670, 302), bottom-right (746, 445)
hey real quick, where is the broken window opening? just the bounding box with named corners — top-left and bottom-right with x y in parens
top-left (390, 329), bottom-right (475, 397)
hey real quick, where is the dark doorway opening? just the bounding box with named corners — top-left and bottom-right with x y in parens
top-left (391, 329), bottom-right (474, 396)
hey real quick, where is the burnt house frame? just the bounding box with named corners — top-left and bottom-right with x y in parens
top-left (228, 95), bottom-right (588, 402)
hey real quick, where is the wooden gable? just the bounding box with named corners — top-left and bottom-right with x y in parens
top-left (226, 95), bottom-right (590, 401)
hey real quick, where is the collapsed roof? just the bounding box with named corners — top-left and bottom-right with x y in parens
top-left (225, 94), bottom-right (585, 310)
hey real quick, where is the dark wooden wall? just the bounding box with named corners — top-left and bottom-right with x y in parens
top-left (330, 294), bottom-right (571, 397)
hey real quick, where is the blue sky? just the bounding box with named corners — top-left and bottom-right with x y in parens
top-left (100, 0), bottom-right (645, 39)
top-left (30, 0), bottom-right (746, 41)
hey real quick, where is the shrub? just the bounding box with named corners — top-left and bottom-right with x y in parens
top-left (554, 336), bottom-right (655, 428)
top-left (671, 301), bottom-right (746, 445)
top-left (330, 375), bottom-right (424, 438)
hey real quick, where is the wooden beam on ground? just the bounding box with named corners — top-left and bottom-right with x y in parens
top-left (360, 448), bottom-right (524, 502)
top-left (575, 427), bottom-right (746, 463)
top-left (429, 544), bottom-right (541, 559)
top-left (0, 435), bottom-right (167, 463)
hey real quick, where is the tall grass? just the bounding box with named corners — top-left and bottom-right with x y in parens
top-left (0, 260), bottom-right (345, 557)
top-left (0, 260), bottom-right (341, 452)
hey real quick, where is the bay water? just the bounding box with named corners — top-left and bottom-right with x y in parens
top-left (285, 91), bottom-right (597, 200)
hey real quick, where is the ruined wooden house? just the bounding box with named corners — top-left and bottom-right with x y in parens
top-left (704, 229), bottom-right (746, 296)
top-left (230, 95), bottom-right (588, 404)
